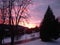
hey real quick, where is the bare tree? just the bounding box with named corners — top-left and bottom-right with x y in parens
top-left (12, 0), bottom-right (31, 40)
top-left (13, 0), bottom-right (31, 25)
top-left (0, 0), bottom-right (8, 45)
top-left (0, 0), bottom-right (31, 45)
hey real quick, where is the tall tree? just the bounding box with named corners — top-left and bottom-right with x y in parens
top-left (0, 0), bottom-right (8, 45)
top-left (55, 17), bottom-right (60, 38)
top-left (0, 0), bottom-right (31, 45)
top-left (39, 6), bottom-right (57, 41)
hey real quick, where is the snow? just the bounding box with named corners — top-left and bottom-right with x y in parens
top-left (2, 32), bottom-right (60, 45)
top-left (2, 38), bottom-right (11, 44)
top-left (17, 39), bottom-right (60, 45)
top-left (2, 32), bottom-right (40, 44)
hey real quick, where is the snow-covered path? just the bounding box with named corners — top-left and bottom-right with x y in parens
top-left (18, 38), bottom-right (60, 45)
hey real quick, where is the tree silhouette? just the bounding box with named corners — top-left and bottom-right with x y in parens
top-left (55, 18), bottom-right (60, 38)
top-left (39, 6), bottom-right (58, 41)
top-left (0, 0), bottom-right (31, 45)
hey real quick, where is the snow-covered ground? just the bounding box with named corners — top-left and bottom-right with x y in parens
top-left (2, 32), bottom-right (40, 44)
top-left (2, 32), bottom-right (60, 45)
top-left (17, 38), bottom-right (60, 45)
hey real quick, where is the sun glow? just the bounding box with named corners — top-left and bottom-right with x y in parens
top-left (19, 22), bottom-right (36, 28)
top-left (25, 23), bottom-right (36, 28)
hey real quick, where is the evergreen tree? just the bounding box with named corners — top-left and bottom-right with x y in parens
top-left (39, 6), bottom-right (58, 41)
top-left (55, 18), bottom-right (60, 38)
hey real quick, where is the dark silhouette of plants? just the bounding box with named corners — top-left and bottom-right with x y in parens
top-left (0, 0), bottom-right (31, 45)
top-left (39, 6), bottom-right (59, 41)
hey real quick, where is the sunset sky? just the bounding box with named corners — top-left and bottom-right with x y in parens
top-left (26, 0), bottom-right (60, 28)
top-left (0, 0), bottom-right (60, 28)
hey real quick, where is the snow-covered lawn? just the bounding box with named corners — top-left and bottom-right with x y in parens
top-left (18, 38), bottom-right (60, 45)
top-left (2, 32), bottom-right (60, 45)
top-left (2, 32), bottom-right (40, 44)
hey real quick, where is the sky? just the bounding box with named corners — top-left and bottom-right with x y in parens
top-left (27, 0), bottom-right (60, 27)
top-left (0, 0), bottom-right (60, 28)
